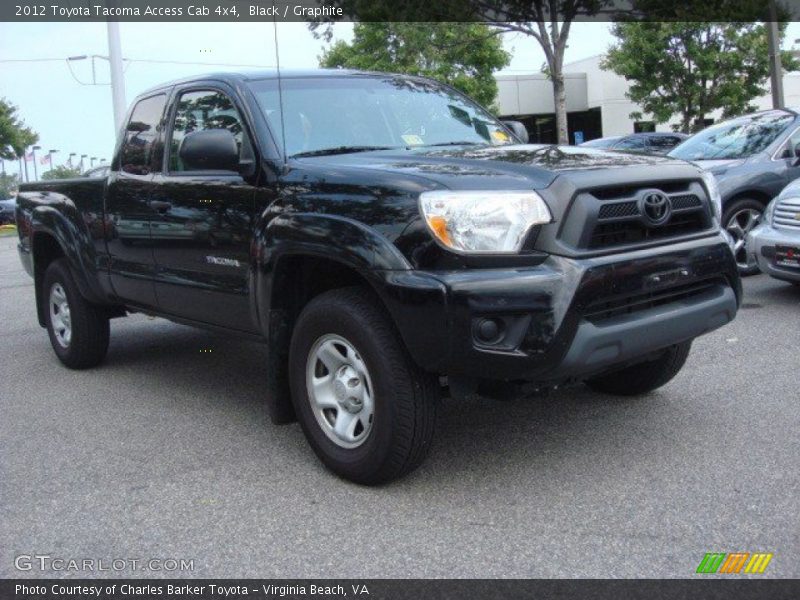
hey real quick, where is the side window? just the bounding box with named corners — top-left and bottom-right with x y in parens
top-left (648, 136), bottom-right (681, 150)
top-left (119, 94), bottom-right (166, 175)
top-left (169, 89), bottom-right (252, 172)
top-left (779, 128), bottom-right (800, 159)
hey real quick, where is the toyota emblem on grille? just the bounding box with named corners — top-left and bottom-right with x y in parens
top-left (641, 191), bottom-right (671, 225)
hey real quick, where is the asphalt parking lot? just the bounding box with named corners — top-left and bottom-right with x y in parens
top-left (1, 233), bottom-right (798, 579)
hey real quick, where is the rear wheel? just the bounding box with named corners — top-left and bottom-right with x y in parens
top-left (43, 259), bottom-right (109, 369)
top-left (723, 198), bottom-right (763, 276)
top-left (288, 287), bottom-right (438, 485)
top-left (584, 342), bottom-right (691, 396)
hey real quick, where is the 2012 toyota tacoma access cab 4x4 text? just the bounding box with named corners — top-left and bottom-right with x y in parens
top-left (16, 70), bottom-right (741, 484)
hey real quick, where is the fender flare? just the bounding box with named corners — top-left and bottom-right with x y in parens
top-left (28, 200), bottom-right (107, 316)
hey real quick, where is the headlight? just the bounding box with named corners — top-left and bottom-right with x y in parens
top-left (419, 190), bottom-right (552, 254)
top-left (764, 197), bottom-right (779, 224)
top-left (700, 171), bottom-right (722, 223)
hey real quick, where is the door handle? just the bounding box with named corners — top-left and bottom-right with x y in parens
top-left (149, 200), bottom-right (172, 213)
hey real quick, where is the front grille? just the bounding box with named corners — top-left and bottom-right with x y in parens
top-left (555, 180), bottom-right (713, 253)
top-left (670, 194), bottom-right (703, 210)
top-left (583, 278), bottom-right (723, 323)
top-left (774, 198), bottom-right (800, 230)
top-left (598, 201), bottom-right (638, 219)
top-left (588, 212), bottom-right (706, 248)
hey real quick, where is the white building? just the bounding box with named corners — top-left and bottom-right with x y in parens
top-left (495, 54), bottom-right (800, 144)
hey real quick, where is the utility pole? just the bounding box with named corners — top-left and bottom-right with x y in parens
top-left (48, 149), bottom-right (58, 172)
top-left (106, 20), bottom-right (127, 133)
top-left (80, 154), bottom-right (87, 172)
top-left (32, 146), bottom-right (41, 181)
top-left (19, 157), bottom-right (26, 182)
top-left (767, 0), bottom-right (785, 109)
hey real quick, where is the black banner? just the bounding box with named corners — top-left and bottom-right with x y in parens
top-left (3, 579), bottom-right (800, 600)
top-left (2, 0), bottom-right (800, 23)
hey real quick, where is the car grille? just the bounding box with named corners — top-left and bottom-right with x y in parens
top-left (561, 180), bottom-right (712, 251)
top-left (583, 278), bottom-right (724, 323)
top-left (773, 197), bottom-right (800, 230)
top-left (589, 211), bottom-right (706, 248)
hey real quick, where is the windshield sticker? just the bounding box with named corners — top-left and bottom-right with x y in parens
top-left (402, 134), bottom-right (425, 146)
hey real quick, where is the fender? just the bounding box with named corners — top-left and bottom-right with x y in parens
top-left (251, 212), bottom-right (413, 333)
top-left (22, 191), bottom-right (109, 323)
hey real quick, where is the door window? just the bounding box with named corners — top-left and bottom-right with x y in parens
top-left (168, 90), bottom-right (252, 171)
top-left (119, 94), bottom-right (166, 175)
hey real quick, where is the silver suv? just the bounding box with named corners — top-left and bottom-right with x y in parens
top-left (747, 177), bottom-right (800, 284)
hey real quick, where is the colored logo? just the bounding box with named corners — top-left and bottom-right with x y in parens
top-left (696, 552), bottom-right (773, 574)
top-left (641, 190), bottom-right (672, 225)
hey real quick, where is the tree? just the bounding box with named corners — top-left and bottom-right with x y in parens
top-left (41, 165), bottom-right (81, 181)
top-left (0, 98), bottom-right (38, 160)
top-left (0, 172), bottom-right (18, 198)
top-left (487, 1), bottom-right (610, 144)
top-left (320, 23), bottom-right (510, 108)
top-left (603, 22), bottom-right (799, 133)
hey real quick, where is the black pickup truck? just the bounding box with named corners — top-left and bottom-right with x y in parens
top-left (16, 70), bottom-right (741, 484)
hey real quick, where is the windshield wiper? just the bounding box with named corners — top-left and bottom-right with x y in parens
top-left (423, 141), bottom-right (487, 147)
top-left (291, 145), bottom-right (395, 158)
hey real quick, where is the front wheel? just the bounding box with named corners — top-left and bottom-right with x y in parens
top-left (584, 341), bottom-right (692, 396)
top-left (723, 198), bottom-right (764, 276)
top-left (288, 287), bottom-right (438, 485)
top-left (43, 259), bottom-right (110, 369)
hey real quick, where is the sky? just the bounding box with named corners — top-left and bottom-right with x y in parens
top-left (1, 21), bottom-right (799, 180)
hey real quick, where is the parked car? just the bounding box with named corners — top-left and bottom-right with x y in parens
top-left (669, 109), bottom-right (800, 275)
top-left (580, 132), bottom-right (688, 155)
top-left (746, 177), bottom-right (800, 285)
top-left (15, 70), bottom-right (740, 484)
top-left (0, 198), bottom-right (16, 225)
top-left (83, 165), bottom-right (110, 178)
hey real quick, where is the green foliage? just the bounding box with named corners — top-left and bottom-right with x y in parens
top-left (41, 165), bottom-right (81, 181)
top-left (0, 98), bottom-right (38, 160)
top-left (0, 172), bottom-right (19, 198)
top-left (319, 23), bottom-right (510, 108)
top-left (603, 22), bottom-right (799, 133)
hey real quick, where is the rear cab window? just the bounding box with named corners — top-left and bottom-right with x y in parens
top-left (118, 94), bottom-right (167, 175)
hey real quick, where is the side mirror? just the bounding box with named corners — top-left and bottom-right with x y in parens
top-left (178, 129), bottom-right (239, 172)
top-left (502, 120), bottom-right (529, 144)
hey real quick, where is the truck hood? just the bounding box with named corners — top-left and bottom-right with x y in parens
top-left (294, 143), bottom-right (684, 192)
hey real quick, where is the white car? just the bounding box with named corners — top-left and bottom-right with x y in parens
top-left (747, 178), bottom-right (800, 284)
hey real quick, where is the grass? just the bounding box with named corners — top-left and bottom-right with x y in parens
top-left (0, 224), bottom-right (17, 237)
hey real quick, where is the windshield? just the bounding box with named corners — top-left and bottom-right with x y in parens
top-left (669, 112), bottom-right (793, 160)
top-left (247, 75), bottom-right (515, 157)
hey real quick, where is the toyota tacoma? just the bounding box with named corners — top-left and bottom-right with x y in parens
top-left (16, 70), bottom-right (741, 484)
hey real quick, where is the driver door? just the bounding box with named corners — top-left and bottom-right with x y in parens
top-left (149, 85), bottom-right (258, 332)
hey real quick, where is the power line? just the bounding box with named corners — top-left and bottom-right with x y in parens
top-left (0, 56), bottom-right (276, 68)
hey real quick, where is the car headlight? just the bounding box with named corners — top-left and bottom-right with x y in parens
top-left (700, 171), bottom-right (722, 224)
top-left (419, 190), bottom-right (552, 254)
top-left (763, 197), bottom-right (779, 225)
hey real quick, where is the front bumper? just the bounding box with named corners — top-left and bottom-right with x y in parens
top-left (747, 222), bottom-right (800, 283)
top-left (377, 233), bottom-right (740, 384)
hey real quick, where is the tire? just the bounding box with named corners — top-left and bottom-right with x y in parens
top-left (584, 341), bottom-right (691, 396)
top-left (43, 258), bottom-right (110, 369)
top-left (288, 286), bottom-right (438, 485)
top-left (723, 198), bottom-right (764, 276)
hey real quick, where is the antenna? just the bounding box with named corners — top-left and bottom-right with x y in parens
top-left (272, 19), bottom-right (288, 167)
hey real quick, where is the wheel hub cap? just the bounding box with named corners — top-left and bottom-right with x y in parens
top-left (306, 335), bottom-right (374, 449)
top-left (726, 207), bottom-right (761, 270)
top-left (49, 283), bottom-right (72, 348)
